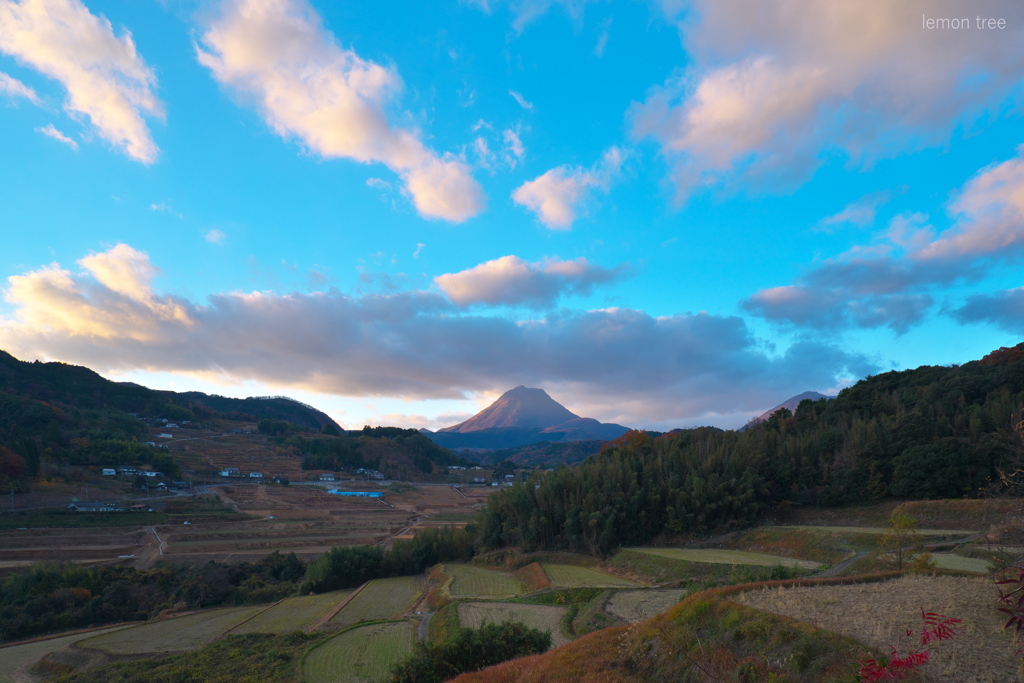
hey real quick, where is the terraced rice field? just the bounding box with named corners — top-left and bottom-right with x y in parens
top-left (541, 564), bottom-right (639, 588)
top-left (230, 590), bottom-right (351, 634)
top-left (79, 606), bottom-right (265, 654)
top-left (606, 589), bottom-right (686, 624)
top-left (0, 625), bottom-right (133, 683)
top-left (332, 577), bottom-right (423, 626)
top-left (632, 547), bottom-right (821, 570)
top-left (446, 564), bottom-right (525, 597)
top-left (457, 602), bottom-right (570, 647)
top-left (303, 621), bottom-right (414, 683)
top-left (931, 553), bottom-right (991, 573)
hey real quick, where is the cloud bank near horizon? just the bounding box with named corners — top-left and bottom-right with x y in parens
top-left (0, 243), bottom-right (875, 427)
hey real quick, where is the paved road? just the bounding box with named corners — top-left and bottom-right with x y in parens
top-left (815, 552), bottom-right (868, 578)
top-left (417, 612), bottom-right (434, 642)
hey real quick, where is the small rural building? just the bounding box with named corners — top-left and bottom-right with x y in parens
top-left (249, 471), bottom-right (263, 479)
top-left (142, 471), bottom-right (161, 478)
top-left (117, 466), bottom-right (136, 475)
top-left (101, 468), bottom-right (116, 476)
top-left (320, 473), bottom-right (336, 481)
top-left (170, 481), bottom-right (189, 490)
top-left (157, 433), bottom-right (172, 439)
top-left (472, 477), bottom-right (486, 484)
top-left (221, 467), bottom-right (240, 477)
top-left (504, 474), bottom-right (515, 480)
top-left (166, 423), bottom-right (179, 428)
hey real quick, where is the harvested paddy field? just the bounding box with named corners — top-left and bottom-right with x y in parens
top-left (457, 602), bottom-right (570, 647)
top-left (540, 564), bottom-right (639, 588)
top-left (332, 577), bottom-right (424, 626)
top-left (446, 564), bottom-right (526, 597)
top-left (79, 605), bottom-right (265, 655)
top-left (230, 590), bottom-right (351, 634)
top-left (0, 625), bottom-right (133, 683)
top-left (605, 589), bottom-right (685, 624)
top-left (631, 547), bottom-right (822, 570)
top-left (766, 524), bottom-right (975, 536)
top-left (737, 574), bottom-right (1016, 682)
top-left (304, 621), bottom-right (415, 683)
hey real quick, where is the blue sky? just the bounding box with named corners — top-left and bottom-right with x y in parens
top-left (1, 0), bottom-right (1023, 430)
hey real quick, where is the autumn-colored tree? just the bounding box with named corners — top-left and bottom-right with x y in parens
top-left (879, 512), bottom-right (929, 571)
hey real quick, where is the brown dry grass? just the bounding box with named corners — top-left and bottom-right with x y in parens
top-left (737, 574), bottom-right (1020, 682)
top-left (514, 562), bottom-right (551, 592)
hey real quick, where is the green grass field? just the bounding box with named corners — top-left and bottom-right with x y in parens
top-left (79, 606), bottom-right (265, 654)
top-left (605, 589), bottom-right (685, 624)
top-left (303, 621), bottom-right (414, 683)
top-left (446, 564), bottom-right (526, 597)
top-left (931, 552), bottom-right (992, 573)
top-left (540, 564), bottom-right (639, 588)
top-left (457, 602), bottom-right (570, 647)
top-left (230, 590), bottom-right (351, 634)
top-left (0, 625), bottom-right (133, 683)
top-left (631, 547), bottom-right (822, 570)
top-left (332, 577), bottom-right (423, 626)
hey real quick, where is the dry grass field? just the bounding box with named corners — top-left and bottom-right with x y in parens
top-left (457, 602), bottom-right (570, 647)
top-left (605, 589), bottom-right (686, 624)
top-left (540, 564), bottom-right (639, 588)
top-left (631, 547), bottom-right (822, 570)
top-left (78, 606), bottom-right (265, 655)
top-left (0, 625), bottom-right (133, 683)
top-left (737, 574), bottom-right (1018, 682)
top-left (332, 577), bottom-right (424, 626)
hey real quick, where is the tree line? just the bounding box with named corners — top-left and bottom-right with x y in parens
top-left (478, 344), bottom-right (1024, 555)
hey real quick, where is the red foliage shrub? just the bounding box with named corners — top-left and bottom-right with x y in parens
top-left (858, 609), bottom-right (960, 681)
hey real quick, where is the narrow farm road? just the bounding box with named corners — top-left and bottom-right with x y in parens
top-left (815, 552), bottom-right (867, 578)
top-left (417, 612), bottom-right (434, 642)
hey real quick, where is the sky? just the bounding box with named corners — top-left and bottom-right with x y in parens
top-left (1, 0), bottom-right (1023, 431)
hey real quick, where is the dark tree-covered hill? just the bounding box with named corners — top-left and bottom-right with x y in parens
top-left (480, 343), bottom-right (1024, 555)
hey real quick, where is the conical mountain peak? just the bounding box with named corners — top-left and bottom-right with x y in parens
top-left (439, 386), bottom-right (580, 432)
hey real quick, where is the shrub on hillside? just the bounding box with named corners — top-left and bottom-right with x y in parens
top-left (388, 621), bottom-right (550, 683)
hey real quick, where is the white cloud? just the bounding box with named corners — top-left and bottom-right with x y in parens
top-left (743, 146), bottom-right (1024, 333)
top-left (0, 0), bottom-right (162, 163)
top-left (35, 123), bottom-right (77, 149)
top-left (634, 0), bottom-right (1024, 199)
top-left (502, 128), bottom-right (525, 167)
top-left (820, 189), bottom-right (900, 230)
top-left (512, 146), bottom-right (623, 228)
top-left (150, 201), bottom-right (182, 219)
top-left (196, 0), bottom-right (484, 223)
top-left (0, 70), bottom-right (37, 102)
top-left (435, 255), bottom-right (626, 308)
top-left (0, 243), bottom-right (875, 427)
top-left (509, 89), bottom-right (533, 110)
top-left (204, 229), bottom-right (226, 244)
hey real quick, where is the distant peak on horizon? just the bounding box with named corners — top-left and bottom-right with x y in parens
top-left (752, 390), bottom-right (834, 425)
top-left (439, 385), bottom-right (580, 433)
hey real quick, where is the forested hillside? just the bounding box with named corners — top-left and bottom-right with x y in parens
top-left (480, 343), bottom-right (1024, 555)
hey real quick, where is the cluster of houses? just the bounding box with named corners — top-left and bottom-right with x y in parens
top-left (469, 474), bottom-right (516, 486)
top-left (67, 502), bottom-right (154, 513)
top-left (219, 467), bottom-right (264, 478)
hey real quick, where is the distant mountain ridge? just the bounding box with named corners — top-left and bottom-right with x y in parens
top-left (750, 391), bottom-right (833, 425)
top-left (424, 386), bottom-right (630, 450)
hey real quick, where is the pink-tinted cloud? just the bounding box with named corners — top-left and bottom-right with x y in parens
top-left (0, 244), bottom-right (875, 426)
top-left (634, 0), bottom-right (1024, 199)
top-left (435, 255), bottom-right (626, 308)
top-left (512, 147), bottom-right (623, 228)
top-left (0, 0), bottom-right (162, 163)
top-left (0, 70), bottom-right (37, 102)
top-left (196, 0), bottom-right (484, 223)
